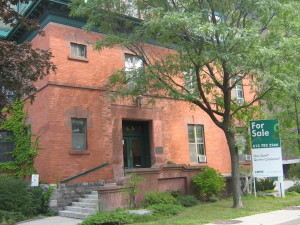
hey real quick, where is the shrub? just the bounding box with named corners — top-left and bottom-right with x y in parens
top-left (147, 204), bottom-right (183, 216)
top-left (192, 167), bottom-right (225, 201)
top-left (288, 164), bottom-right (300, 180)
top-left (286, 191), bottom-right (300, 197)
top-left (122, 173), bottom-right (145, 209)
top-left (0, 177), bottom-right (41, 216)
top-left (170, 190), bottom-right (183, 198)
top-left (144, 191), bottom-right (176, 205)
top-left (40, 186), bottom-right (55, 214)
top-left (80, 209), bottom-right (134, 225)
top-left (176, 195), bottom-right (198, 207)
top-left (256, 178), bottom-right (276, 192)
top-left (287, 184), bottom-right (300, 194)
top-left (0, 210), bottom-right (25, 225)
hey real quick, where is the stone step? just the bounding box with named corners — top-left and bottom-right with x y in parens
top-left (72, 201), bottom-right (98, 209)
top-left (78, 198), bottom-right (98, 204)
top-left (65, 206), bottom-right (98, 213)
top-left (58, 210), bottom-right (91, 219)
top-left (84, 193), bottom-right (98, 199)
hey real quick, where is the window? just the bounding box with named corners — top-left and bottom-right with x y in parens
top-left (1, 87), bottom-right (14, 100)
top-left (124, 54), bottom-right (143, 88)
top-left (0, 130), bottom-right (15, 162)
top-left (70, 43), bottom-right (87, 58)
top-left (72, 118), bottom-right (87, 150)
top-left (184, 70), bottom-right (199, 96)
top-left (231, 77), bottom-right (244, 103)
top-left (236, 129), bottom-right (251, 161)
top-left (124, 0), bottom-right (141, 18)
top-left (188, 124), bottom-right (206, 163)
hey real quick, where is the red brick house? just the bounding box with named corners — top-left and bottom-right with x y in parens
top-left (1, 0), bottom-right (252, 212)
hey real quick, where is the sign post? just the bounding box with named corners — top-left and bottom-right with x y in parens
top-left (250, 119), bottom-right (284, 196)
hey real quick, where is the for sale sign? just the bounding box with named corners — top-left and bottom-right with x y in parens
top-left (250, 120), bottom-right (283, 178)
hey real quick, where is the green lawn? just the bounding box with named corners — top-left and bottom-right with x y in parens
top-left (133, 195), bottom-right (300, 225)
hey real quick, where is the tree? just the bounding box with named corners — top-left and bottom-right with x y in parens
top-left (263, 7), bottom-right (300, 156)
top-left (70, 0), bottom-right (299, 208)
top-left (0, 0), bottom-right (56, 120)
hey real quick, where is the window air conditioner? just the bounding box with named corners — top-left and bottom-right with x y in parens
top-left (198, 155), bottom-right (207, 163)
top-left (245, 155), bottom-right (252, 161)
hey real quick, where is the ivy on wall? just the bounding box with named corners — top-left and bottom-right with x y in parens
top-left (0, 100), bottom-right (39, 177)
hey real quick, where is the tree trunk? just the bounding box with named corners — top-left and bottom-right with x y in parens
top-left (225, 131), bottom-right (244, 208)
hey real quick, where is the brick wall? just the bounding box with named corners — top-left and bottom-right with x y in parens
top-left (27, 22), bottom-right (233, 185)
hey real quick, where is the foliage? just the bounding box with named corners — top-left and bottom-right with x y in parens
top-left (0, 177), bottom-right (41, 216)
top-left (147, 204), bottom-right (183, 217)
top-left (80, 195), bottom-right (300, 225)
top-left (285, 191), bottom-right (300, 197)
top-left (122, 173), bottom-right (145, 209)
top-left (192, 167), bottom-right (225, 201)
top-left (79, 209), bottom-right (134, 225)
top-left (0, 0), bottom-right (56, 120)
top-left (169, 190), bottom-right (184, 198)
top-left (255, 179), bottom-right (276, 192)
top-left (286, 184), bottom-right (300, 194)
top-left (40, 186), bottom-right (55, 215)
top-left (144, 191), bottom-right (176, 206)
top-left (0, 0), bottom-right (39, 30)
top-left (135, 196), bottom-right (300, 225)
top-left (0, 100), bottom-right (39, 177)
top-left (0, 210), bottom-right (25, 225)
top-left (176, 195), bottom-right (198, 207)
top-left (70, 0), bottom-right (299, 208)
top-left (287, 164), bottom-right (300, 180)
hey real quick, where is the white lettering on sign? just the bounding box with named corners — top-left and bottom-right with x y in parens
top-left (251, 122), bottom-right (270, 137)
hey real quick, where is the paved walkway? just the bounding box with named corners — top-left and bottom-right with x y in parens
top-left (16, 206), bottom-right (300, 225)
top-left (16, 216), bottom-right (83, 225)
top-left (206, 206), bottom-right (300, 225)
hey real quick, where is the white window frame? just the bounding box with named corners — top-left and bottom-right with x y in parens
top-left (184, 70), bottom-right (197, 94)
top-left (231, 77), bottom-right (244, 103)
top-left (70, 43), bottom-right (87, 58)
top-left (124, 54), bottom-right (143, 88)
top-left (71, 118), bottom-right (87, 150)
top-left (188, 124), bottom-right (206, 163)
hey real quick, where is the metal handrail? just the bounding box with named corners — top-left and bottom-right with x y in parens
top-left (61, 162), bottom-right (109, 183)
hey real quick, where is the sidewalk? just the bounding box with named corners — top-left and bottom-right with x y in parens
top-left (16, 206), bottom-right (300, 225)
top-left (206, 206), bottom-right (300, 225)
top-left (16, 216), bottom-right (83, 225)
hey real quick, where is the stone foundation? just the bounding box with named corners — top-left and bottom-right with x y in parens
top-left (49, 181), bottom-right (103, 213)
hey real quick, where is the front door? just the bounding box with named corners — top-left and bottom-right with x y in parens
top-left (122, 121), bottom-right (150, 169)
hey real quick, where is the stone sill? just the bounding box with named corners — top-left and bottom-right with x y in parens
top-left (68, 55), bottom-right (89, 62)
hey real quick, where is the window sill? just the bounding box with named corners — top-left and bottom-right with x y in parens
top-left (69, 150), bottom-right (90, 155)
top-left (68, 55), bottom-right (89, 62)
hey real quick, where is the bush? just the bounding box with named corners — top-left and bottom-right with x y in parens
top-left (147, 204), bottom-right (183, 216)
top-left (286, 191), bottom-right (300, 197)
top-left (170, 190), bottom-right (184, 198)
top-left (0, 210), bottom-right (26, 225)
top-left (288, 164), bottom-right (300, 180)
top-left (287, 184), bottom-right (300, 194)
top-left (80, 209), bottom-right (133, 225)
top-left (176, 195), bottom-right (198, 207)
top-left (0, 177), bottom-right (42, 216)
top-left (144, 191), bottom-right (176, 205)
top-left (192, 167), bottom-right (225, 201)
top-left (40, 186), bottom-right (55, 214)
top-left (256, 178), bottom-right (276, 192)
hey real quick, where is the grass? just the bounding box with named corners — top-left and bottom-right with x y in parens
top-left (132, 195), bottom-right (300, 225)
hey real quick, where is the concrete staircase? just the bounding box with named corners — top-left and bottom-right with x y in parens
top-left (58, 191), bottom-right (99, 219)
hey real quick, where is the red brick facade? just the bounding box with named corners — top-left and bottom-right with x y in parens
top-left (26, 22), bottom-right (237, 184)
